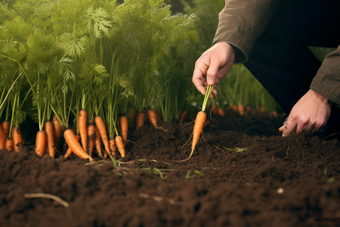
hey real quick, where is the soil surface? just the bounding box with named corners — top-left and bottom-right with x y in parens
top-left (1, 109), bottom-right (340, 227)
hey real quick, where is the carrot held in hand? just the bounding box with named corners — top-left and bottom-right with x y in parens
top-left (179, 85), bottom-right (213, 162)
top-left (64, 129), bottom-right (93, 162)
top-left (12, 126), bottom-right (23, 152)
top-left (79, 109), bottom-right (88, 153)
top-left (120, 116), bottom-right (128, 146)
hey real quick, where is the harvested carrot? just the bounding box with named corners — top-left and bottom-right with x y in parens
top-left (95, 127), bottom-right (103, 158)
top-left (87, 123), bottom-right (96, 157)
top-left (44, 121), bottom-right (55, 158)
top-left (120, 116), bottom-right (128, 146)
top-left (238, 104), bottom-right (244, 116)
top-left (64, 134), bottom-right (80, 158)
top-left (6, 138), bottom-right (13, 152)
top-left (217, 108), bottom-right (225, 117)
top-left (79, 109), bottom-right (88, 153)
top-left (95, 116), bottom-right (110, 156)
top-left (179, 110), bottom-right (188, 124)
top-left (115, 135), bottom-right (125, 158)
top-left (130, 107), bottom-right (137, 122)
top-left (12, 126), bottom-right (23, 152)
top-left (180, 85), bottom-right (213, 162)
top-left (2, 120), bottom-right (10, 137)
top-left (136, 112), bottom-right (145, 130)
top-left (64, 129), bottom-right (93, 161)
top-left (0, 125), bottom-right (6, 150)
top-left (35, 130), bottom-right (46, 157)
top-left (52, 115), bottom-right (62, 150)
top-left (109, 139), bottom-right (116, 156)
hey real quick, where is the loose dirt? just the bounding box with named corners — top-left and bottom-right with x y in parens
top-left (1, 109), bottom-right (339, 227)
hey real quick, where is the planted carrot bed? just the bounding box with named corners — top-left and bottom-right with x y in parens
top-left (1, 109), bottom-right (340, 227)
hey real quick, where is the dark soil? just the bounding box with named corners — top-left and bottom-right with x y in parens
top-left (1, 109), bottom-right (340, 227)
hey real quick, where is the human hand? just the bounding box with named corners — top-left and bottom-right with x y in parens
top-left (279, 89), bottom-right (331, 136)
top-left (192, 42), bottom-right (235, 98)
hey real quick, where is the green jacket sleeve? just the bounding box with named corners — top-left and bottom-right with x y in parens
top-left (213, 0), bottom-right (280, 63)
top-left (310, 46), bottom-right (340, 107)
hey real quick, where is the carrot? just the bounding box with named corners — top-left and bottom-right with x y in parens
top-left (179, 110), bottom-right (188, 124)
top-left (44, 121), bottom-right (55, 158)
top-left (52, 115), bottom-right (62, 150)
top-left (136, 112), bottom-right (145, 130)
top-left (79, 109), bottom-right (88, 153)
top-left (212, 105), bottom-right (218, 115)
top-left (271, 110), bottom-right (278, 118)
top-left (148, 109), bottom-right (158, 128)
top-left (95, 116), bottom-right (110, 156)
top-left (115, 135), bottom-right (125, 158)
top-left (182, 111), bottom-right (206, 161)
top-left (2, 120), bottom-right (10, 137)
top-left (12, 126), bottom-right (23, 152)
top-left (238, 104), bottom-right (244, 116)
top-left (120, 116), bottom-right (128, 146)
top-left (217, 108), bottom-right (225, 117)
top-left (64, 129), bottom-right (93, 161)
top-left (109, 139), bottom-right (116, 156)
top-left (258, 106), bottom-right (265, 112)
top-left (35, 130), bottom-right (46, 157)
top-left (95, 127), bottom-right (103, 158)
top-left (87, 123), bottom-right (96, 157)
top-left (0, 125), bottom-right (6, 150)
top-left (64, 134), bottom-right (80, 158)
top-left (5, 138), bottom-right (13, 152)
top-left (232, 105), bottom-right (238, 112)
top-left (130, 107), bottom-right (137, 122)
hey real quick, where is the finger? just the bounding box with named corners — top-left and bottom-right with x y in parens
top-left (278, 125), bottom-right (285, 132)
top-left (282, 118), bottom-right (296, 137)
top-left (192, 61), bottom-right (209, 95)
top-left (206, 59), bottom-right (220, 86)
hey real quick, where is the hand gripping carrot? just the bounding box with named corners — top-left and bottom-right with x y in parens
top-left (79, 109), bottom-right (88, 153)
top-left (12, 126), bottom-right (23, 152)
top-left (95, 116), bottom-right (110, 156)
top-left (44, 121), bottom-right (55, 158)
top-left (35, 130), bottom-right (46, 157)
top-left (180, 85), bottom-right (213, 162)
top-left (64, 129), bottom-right (93, 162)
top-left (120, 116), bottom-right (128, 146)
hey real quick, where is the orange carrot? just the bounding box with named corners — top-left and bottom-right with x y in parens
top-left (148, 109), bottom-right (158, 128)
top-left (238, 104), bottom-right (244, 116)
top-left (2, 120), bottom-right (10, 137)
top-left (258, 106), bottom-right (265, 112)
top-left (95, 116), bottom-right (110, 156)
top-left (212, 105), bottom-right (218, 115)
top-left (0, 125), bottom-right (6, 150)
top-left (115, 135), bottom-right (125, 158)
top-left (183, 111), bottom-right (206, 161)
top-left (12, 126), bottom-right (23, 152)
top-left (179, 110), bottom-right (188, 124)
top-left (232, 105), bottom-right (238, 112)
top-left (87, 123), bottom-right (96, 157)
top-left (271, 110), bottom-right (278, 118)
top-left (44, 121), bottom-right (55, 158)
top-left (52, 115), bottom-right (62, 149)
top-left (35, 131), bottom-right (46, 157)
top-left (78, 109), bottom-right (88, 153)
top-left (95, 127), bottom-right (103, 157)
top-left (109, 139), bottom-right (116, 156)
top-left (120, 116), bottom-right (128, 145)
top-left (6, 138), bottom-right (13, 152)
top-left (130, 107), bottom-right (137, 122)
top-left (217, 108), bottom-right (225, 117)
top-left (64, 129), bottom-right (93, 161)
top-left (136, 112), bottom-right (145, 130)
top-left (64, 134), bottom-right (80, 158)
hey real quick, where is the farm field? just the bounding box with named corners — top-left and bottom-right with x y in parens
top-left (1, 109), bottom-right (340, 227)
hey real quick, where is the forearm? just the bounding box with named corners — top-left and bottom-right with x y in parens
top-left (310, 46), bottom-right (340, 107)
top-left (213, 0), bottom-right (280, 63)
